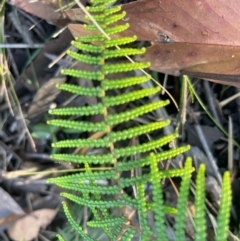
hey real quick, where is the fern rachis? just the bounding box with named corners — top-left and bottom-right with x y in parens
top-left (47, 1), bottom-right (232, 240)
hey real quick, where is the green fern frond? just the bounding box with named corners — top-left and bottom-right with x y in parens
top-left (194, 164), bottom-right (207, 241)
top-left (47, 0), bottom-right (195, 240)
top-left (215, 171), bottom-right (232, 241)
top-left (174, 158), bottom-right (193, 241)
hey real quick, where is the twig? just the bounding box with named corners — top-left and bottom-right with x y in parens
top-left (194, 124), bottom-right (222, 184)
top-left (203, 80), bottom-right (221, 124)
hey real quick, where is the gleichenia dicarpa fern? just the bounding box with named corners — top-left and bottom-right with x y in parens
top-left (47, 0), bottom-right (232, 240)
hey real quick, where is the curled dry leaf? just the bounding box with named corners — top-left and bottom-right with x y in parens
top-left (7, 209), bottom-right (58, 241)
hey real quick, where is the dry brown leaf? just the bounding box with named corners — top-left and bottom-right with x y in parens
top-left (0, 187), bottom-right (25, 230)
top-left (7, 209), bottom-right (58, 241)
top-left (122, 0), bottom-right (240, 45)
top-left (137, 42), bottom-right (240, 86)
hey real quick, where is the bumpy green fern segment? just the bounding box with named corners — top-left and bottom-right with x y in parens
top-left (47, 0), bottom-right (191, 240)
top-left (120, 228), bottom-right (136, 241)
top-left (215, 171), bottom-right (232, 241)
top-left (174, 158), bottom-right (193, 241)
top-left (87, 217), bottom-right (125, 228)
top-left (137, 183), bottom-right (153, 240)
top-left (149, 153), bottom-right (168, 241)
top-left (62, 202), bottom-right (95, 241)
top-left (56, 234), bottom-right (66, 241)
top-left (194, 164), bottom-right (207, 241)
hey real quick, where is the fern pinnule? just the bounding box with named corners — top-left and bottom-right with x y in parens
top-left (87, 217), bottom-right (125, 228)
top-left (56, 234), bottom-right (66, 241)
top-left (61, 192), bottom-right (138, 208)
top-left (104, 87), bottom-right (160, 106)
top-left (62, 202), bottom-right (95, 241)
top-left (71, 41), bottom-right (104, 53)
top-left (215, 171), bottom-right (232, 241)
top-left (137, 183), bottom-right (153, 240)
top-left (107, 36), bottom-right (137, 46)
top-left (50, 153), bottom-right (113, 164)
top-left (51, 137), bottom-right (110, 148)
top-left (120, 228), bottom-right (136, 241)
top-left (48, 119), bottom-right (107, 132)
top-left (194, 164), bottom-right (207, 241)
top-left (107, 100), bottom-right (170, 125)
top-left (48, 169), bottom-right (116, 183)
top-left (49, 104), bottom-right (103, 116)
top-left (117, 145), bottom-right (190, 171)
top-left (103, 75), bottom-right (151, 90)
top-left (174, 158), bottom-right (193, 241)
top-left (114, 133), bottom-right (178, 158)
top-left (61, 68), bottom-right (103, 80)
top-left (103, 62), bottom-right (150, 74)
top-left (149, 153), bottom-right (168, 241)
top-left (111, 120), bottom-right (170, 142)
top-left (52, 182), bottom-right (119, 195)
top-left (104, 47), bottom-right (146, 58)
top-left (67, 50), bottom-right (103, 65)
